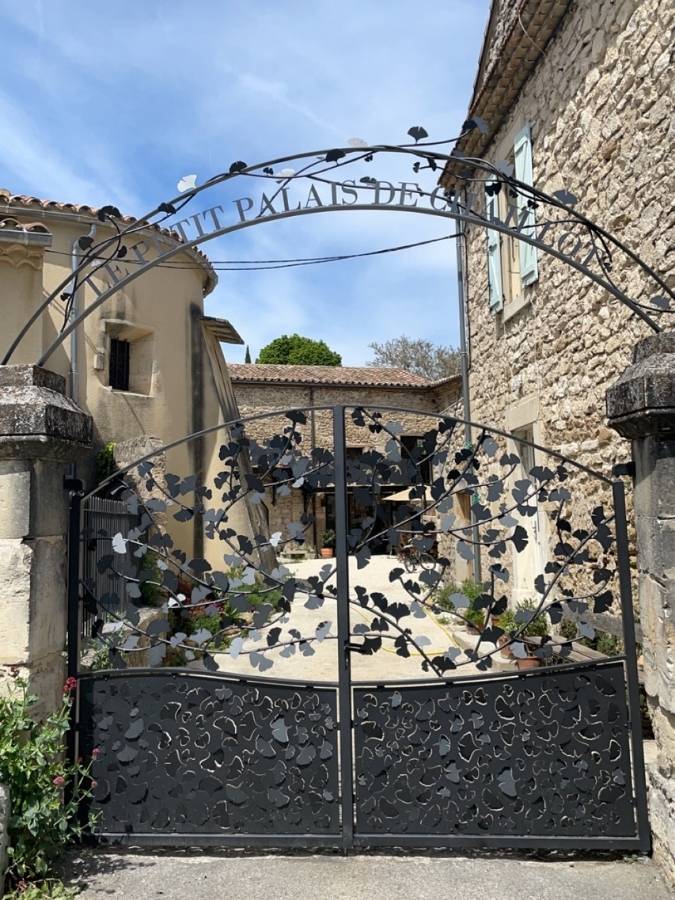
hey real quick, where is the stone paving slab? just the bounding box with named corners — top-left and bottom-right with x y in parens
top-left (64, 852), bottom-right (672, 900)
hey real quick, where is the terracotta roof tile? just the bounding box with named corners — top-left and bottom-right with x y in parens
top-left (0, 190), bottom-right (216, 292)
top-left (228, 364), bottom-right (434, 388)
top-left (0, 216), bottom-right (51, 235)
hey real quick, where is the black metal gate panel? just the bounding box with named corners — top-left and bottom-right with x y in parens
top-left (79, 672), bottom-right (340, 840)
top-left (68, 405), bottom-right (650, 851)
top-left (353, 662), bottom-right (634, 841)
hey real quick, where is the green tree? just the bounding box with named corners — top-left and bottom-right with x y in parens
top-left (367, 335), bottom-right (460, 380)
top-left (257, 334), bottom-right (342, 366)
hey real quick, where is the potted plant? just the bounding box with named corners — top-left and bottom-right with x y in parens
top-left (513, 598), bottom-right (549, 670)
top-left (495, 609), bottom-right (518, 658)
top-left (320, 529), bottom-right (336, 558)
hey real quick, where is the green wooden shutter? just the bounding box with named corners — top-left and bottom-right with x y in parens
top-left (514, 124), bottom-right (538, 285)
top-left (485, 186), bottom-right (503, 312)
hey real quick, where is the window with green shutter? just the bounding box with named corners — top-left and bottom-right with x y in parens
top-left (513, 124), bottom-right (538, 286)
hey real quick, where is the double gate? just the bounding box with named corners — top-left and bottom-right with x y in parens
top-left (68, 405), bottom-right (650, 850)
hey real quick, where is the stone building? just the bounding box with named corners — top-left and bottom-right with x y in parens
top-left (228, 363), bottom-right (461, 556)
top-left (442, 0), bottom-right (674, 879)
top-left (442, 0), bottom-right (672, 483)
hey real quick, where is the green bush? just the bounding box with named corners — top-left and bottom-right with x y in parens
top-left (320, 530), bottom-right (336, 549)
top-left (595, 632), bottom-right (622, 657)
top-left (94, 441), bottom-right (116, 485)
top-left (432, 582), bottom-right (457, 613)
top-left (515, 598), bottom-right (549, 639)
top-left (0, 674), bottom-right (96, 894)
top-left (464, 605), bottom-right (486, 632)
top-left (496, 609), bottom-right (518, 636)
top-left (559, 617), bottom-right (578, 641)
top-left (139, 550), bottom-right (164, 607)
top-left (460, 579), bottom-right (482, 603)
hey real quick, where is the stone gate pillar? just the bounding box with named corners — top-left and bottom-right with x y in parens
top-left (606, 331), bottom-right (675, 883)
top-left (0, 365), bottom-right (91, 714)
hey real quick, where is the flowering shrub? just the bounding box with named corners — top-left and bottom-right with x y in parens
top-left (0, 672), bottom-right (97, 893)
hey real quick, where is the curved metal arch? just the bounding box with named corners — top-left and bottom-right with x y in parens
top-left (5, 137), bottom-right (672, 365)
top-left (87, 402), bottom-right (614, 503)
top-left (38, 202), bottom-right (661, 369)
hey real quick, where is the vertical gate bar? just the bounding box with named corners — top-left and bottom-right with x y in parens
top-left (332, 405), bottom-right (355, 850)
top-left (65, 479), bottom-right (83, 769)
top-left (612, 479), bottom-right (651, 853)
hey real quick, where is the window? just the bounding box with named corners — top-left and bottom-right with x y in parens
top-left (485, 123), bottom-right (538, 314)
top-left (401, 435), bottom-right (432, 484)
top-left (109, 338), bottom-right (130, 391)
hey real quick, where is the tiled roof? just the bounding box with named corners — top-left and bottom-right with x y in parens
top-left (0, 216), bottom-right (51, 235)
top-left (0, 189), bottom-right (217, 293)
top-left (441, 0), bottom-right (571, 185)
top-left (228, 364), bottom-right (435, 388)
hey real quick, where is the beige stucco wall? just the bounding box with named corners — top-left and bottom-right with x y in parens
top-left (0, 206), bottom-right (225, 557)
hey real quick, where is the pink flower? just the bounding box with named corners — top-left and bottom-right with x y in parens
top-left (91, 780), bottom-right (98, 788)
top-left (92, 747), bottom-right (102, 759)
top-left (63, 676), bottom-right (77, 694)
top-left (53, 775), bottom-right (65, 787)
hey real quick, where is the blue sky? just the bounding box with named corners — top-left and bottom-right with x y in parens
top-left (0, 0), bottom-right (489, 365)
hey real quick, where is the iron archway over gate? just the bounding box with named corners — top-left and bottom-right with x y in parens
top-left (2, 123), bottom-right (674, 369)
top-left (4, 125), bottom-right (665, 850)
top-left (67, 403), bottom-right (649, 850)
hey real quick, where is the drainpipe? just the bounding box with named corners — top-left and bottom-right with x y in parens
top-left (455, 203), bottom-right (482, 585)
top-left (69, 223), bottom-right (97, 405)
top-left (309, 386), bottom-right (319, 556)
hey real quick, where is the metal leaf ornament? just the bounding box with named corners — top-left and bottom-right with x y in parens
top-left (177, 174), bottom-right (197, 192)
top-left (407, 125), bottom-right (428, 142)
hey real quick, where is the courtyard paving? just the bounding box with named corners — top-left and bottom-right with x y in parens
top-left (64, 851), bottom-right (671, 899)
top-left (220, 554), bottom-right (491, 681)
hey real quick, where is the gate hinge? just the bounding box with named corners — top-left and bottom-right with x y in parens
top-left (64, 476), bottom-right (85, 494)
top-left (612, 461), bottom-right (635, 479)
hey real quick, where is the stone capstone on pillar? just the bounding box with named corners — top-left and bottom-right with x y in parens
top-left (606, 330), bottom-right (675, 886)
top-left (0, 365), bottom-right (92, 714)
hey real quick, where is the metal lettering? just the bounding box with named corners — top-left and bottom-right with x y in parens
top-left (374, 181), bottom-right (396, 205)
top-left (233, 197), bottom-right (254, 223)
top-left (398, 182), bottom-right (422, 207)
top-left (304, 185), bottom-right (324, 208)
top-left (258, 193), bottom-right (279, 216)
top-left (340, 180), bottom-right (358, 205)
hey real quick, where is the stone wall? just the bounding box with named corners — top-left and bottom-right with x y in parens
top-left (231, 379), bottom-right (461, 554)
top-left (0, 366), bottom-right (92, 713)
top-left (607, 331), bottom-right (675, 883)
top-left (463, 0), bottom-right (673, 479)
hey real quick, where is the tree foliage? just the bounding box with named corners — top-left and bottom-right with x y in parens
top-left (367, 335), bottom-right (461, 380)
top-left (257, 334), bottom-right (342, 366)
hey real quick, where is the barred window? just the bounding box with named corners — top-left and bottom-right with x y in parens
top-left (109, 338), bottom-right (130, 391)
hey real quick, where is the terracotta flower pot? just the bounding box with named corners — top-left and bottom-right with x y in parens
top-left (320, 547), bottom-right (333, 558)
top-left (516, 655), bottom-right (541, 671)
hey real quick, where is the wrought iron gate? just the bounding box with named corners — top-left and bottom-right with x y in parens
top-left (68, 405), bottom-right (650, 850)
